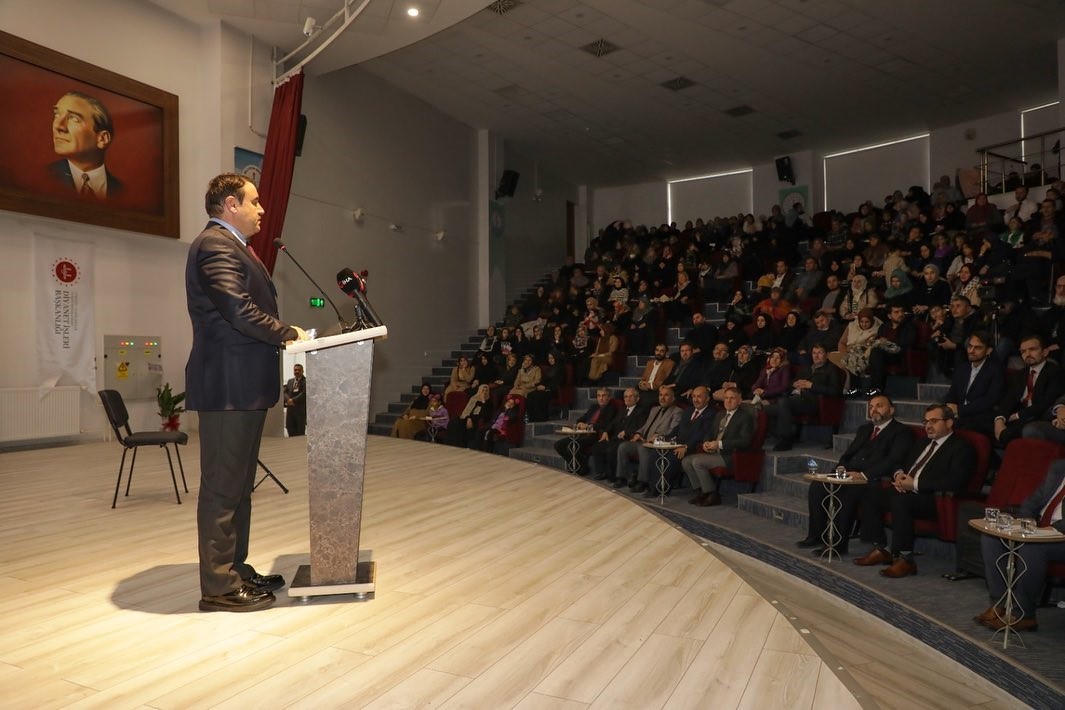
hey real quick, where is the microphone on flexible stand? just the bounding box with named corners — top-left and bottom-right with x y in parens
top-left (273, 238), bottom-right (352, 333)
top-left (337, 267), bottom-right (384, 329)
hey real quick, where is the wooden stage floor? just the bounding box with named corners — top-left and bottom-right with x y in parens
top-left (0, 435), bottom-right (1022, 708)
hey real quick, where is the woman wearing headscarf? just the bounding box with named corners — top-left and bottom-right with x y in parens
top-left (750, 347), bottom-right (792, 406)
top-left (445, 384), bottom-right (493, 448)
top-left (828, 309), bottom-right (884, 392)
top-left (839, 273), bottom-right (879, 321)
top-left (391, 383), bottom-right (434, 439)
top-left (882, 268), bottom-right (915, 310)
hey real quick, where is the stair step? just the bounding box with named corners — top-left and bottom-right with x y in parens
top-left (737, 491), bottom-right (808, 530)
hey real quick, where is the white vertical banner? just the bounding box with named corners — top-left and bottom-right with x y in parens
top-left (36, 236), bottom-right (96, 391)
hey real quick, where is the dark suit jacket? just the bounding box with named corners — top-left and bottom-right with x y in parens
top-left (706, 404), bottom-right (756, 469)
top-left (838, 419), bottom-right (914, 482)
top-left (284, 376), bottom-right (306, 410)
top-left (945, 356), bottom-right (1005, 422)
top-left (995, 361), bottom-right (1065, 425)
top-left (667, 406), bottom-right (717, 450)
top-left (576, 401), bottom-right (619, 433)
top-left (901, 432), bottom-right (976, 495)
top-left (47, 159), bottom-right (124, 197)
top-left (1020, 461), bottom-right (1065, 533)
top-left (606, 404), bottom-right (649, 439)
top-left (185, 222), bottom-right (298, 411)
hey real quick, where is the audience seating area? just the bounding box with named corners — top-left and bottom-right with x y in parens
top-left (368, 179), bottom-right (1065, 703)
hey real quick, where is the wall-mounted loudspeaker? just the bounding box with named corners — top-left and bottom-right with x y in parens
top-left (495, 170), bottom-right (520, 199)
top-left (775, 156), bottom-right (795, 185)
top-left (295, 114), bottom-right (308, 157)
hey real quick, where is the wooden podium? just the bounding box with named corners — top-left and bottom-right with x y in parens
top-left (284, 325), bottom-right (387, 600)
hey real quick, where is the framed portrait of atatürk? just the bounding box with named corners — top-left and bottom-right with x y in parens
top-left (0, 30), bottom-right (179, 238)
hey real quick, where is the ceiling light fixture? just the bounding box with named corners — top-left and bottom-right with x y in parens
top-left (407, 7), bottom-right (420, 18)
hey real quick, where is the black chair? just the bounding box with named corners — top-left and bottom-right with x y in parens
top-left (98, 389), bottom-right (188, 508)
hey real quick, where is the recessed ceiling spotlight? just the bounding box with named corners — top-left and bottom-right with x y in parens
top-left (407, 7), bottom-right (420, 17)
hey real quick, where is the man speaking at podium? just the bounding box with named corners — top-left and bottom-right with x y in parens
top-left (185, 173), bottom-right (309, 612)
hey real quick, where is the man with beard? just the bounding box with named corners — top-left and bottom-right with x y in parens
top-left (704, 342), bottom-right (734, 394)
top-left (683, 312), bottom-right (718, 359)
top-left (818, 274), bottom-right (845, 318)
top-left (797, 310), bottom-right (842, 366)
top-left (663, 342), bottom-right (705, 405)
top-left (1038, 276), bottom-right (1065, 362)
top-left (992, 334), bottom-right (1064, 447)
top-left (944, 331), bottom-right (1005, 437)
top-left (865, 305), bottom-right (915, 396)
top-left (930, 296), bottom-right (979, 377)
top-left (636, 343), bottom-right (674, 406)
top-left (796, 394), bottom-right (913, 555)
top-left (615, 386), bottom-right (683, 489)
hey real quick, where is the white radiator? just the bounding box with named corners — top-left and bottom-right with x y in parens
top-left (0, 387), bottom-right (82, 442)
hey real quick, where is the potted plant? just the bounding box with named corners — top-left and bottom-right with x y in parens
top-left (157, 383), bottom-right (186, 431)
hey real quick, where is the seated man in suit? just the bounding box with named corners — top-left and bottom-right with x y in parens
top-left (552, 387), bottom-right (618, 476)
top-left (587, 387), bottom-right (648, 482)
top-left (616, 386), bottom-right (683, 488)
top-left (796, 394), bottom-right (914, 554)
top-left (853, 404), bottom-right (976, 578)
top-left (680, 387), bottom-right (756, 507)
top-left (633, 386), bottom-right (715, 497)
top-left (973, 461), bottom-right (1065, 632)
top-left (992, 334), bottom-right (1064, 447)
top-left (663, 342), bottom-right (706, 405)
top-left (635, 343), bottom-right (674, 407)
top-left (767, 344), bottom-right (843, 451)
top-left (943, 331), bottom-right (1005, 438)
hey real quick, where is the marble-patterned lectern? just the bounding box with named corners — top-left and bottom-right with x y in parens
top-left (284, 325), bottom-right (387, 600)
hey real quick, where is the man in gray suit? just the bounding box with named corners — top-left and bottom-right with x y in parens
top-left (680, 387), bottom-right (756, 506)
top-left (185, 173), bottom-right (309, 612)
top-left (974, 461), bottom-right (1065, 632)
top-left (614, 386), bottom-right (682, 488)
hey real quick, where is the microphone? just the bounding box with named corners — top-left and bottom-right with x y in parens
top-left (273, 238), bottom-right (351, 333)
top-left (337, 267), bottom-right (384, 328)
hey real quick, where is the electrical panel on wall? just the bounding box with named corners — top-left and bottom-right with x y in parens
top-left (103, 335), bottom-right (163, 400)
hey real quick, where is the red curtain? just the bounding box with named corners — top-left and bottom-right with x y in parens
top-left (249, 71), bottom-right (304, 274)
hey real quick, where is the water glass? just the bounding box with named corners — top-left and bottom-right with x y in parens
top-left (984, 507), bottom-right (1000, 524)
top-left (996, 513), bottom-right (1014, 532)
top-left (834, 466), bottom-right (847, 479)
top-left (1020, 518), bottom-right (1037, 534)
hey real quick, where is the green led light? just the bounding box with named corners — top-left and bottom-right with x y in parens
top-left (309, 297), bottom-right (325, 308)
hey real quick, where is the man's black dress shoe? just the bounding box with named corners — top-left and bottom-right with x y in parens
top-left (593, 472), bottom-right (610, 481)
top-left (200, 583), bottom-right (275, 612)
top-left (613, 478), bottom-right (628, 489)
top-left (631, 481), bottom-right (648, 493)
top-left (795, 537), bottom-right (820, 548)
top-left (245, 573), bottom-right (286, 592)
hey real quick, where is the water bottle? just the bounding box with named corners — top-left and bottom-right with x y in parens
top-left (807, 458), bottom-right (819, 476)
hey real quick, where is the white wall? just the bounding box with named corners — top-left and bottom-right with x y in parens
top-left (498, 149), bottom-right (577, 307)
top-left (668, 171), bottom-right (752, 226)
top-left (929, 110), bottom-right (1018, 186)
top-left (591, 182), bottom-right (667, 233)
top-left (0, 0), bottom-right (221, 437)
top-left (752, 150), bottom-right (818, 217)
top-left (281, 67), bottom-right (479, 416)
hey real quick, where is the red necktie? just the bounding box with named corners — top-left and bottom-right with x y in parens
top-left (247, 243), bottom-right (266, 269)
top-left (1024, 368), bottom-right (1036, 407)
top-left (691, 408), bottom-right (701, 421)
top-left (589, 408), bottom-right (601, 425)
top-left (870, 426), bottom-right (880, 441)
top-left (1038, 481), bottom-right (1065, 528)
